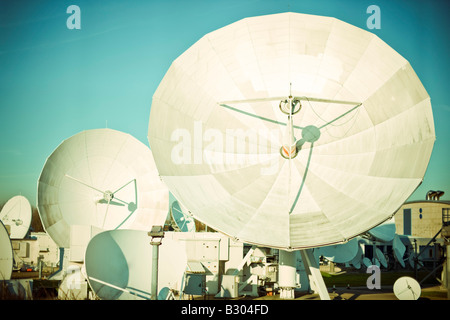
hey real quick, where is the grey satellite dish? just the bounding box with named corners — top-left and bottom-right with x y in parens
top-left (367, 218), bottom-right (396, 242)
top-left (148, 12), bottom-right (435, 250)
top-left (85, 230), bottom-right (187, 300)
top-left (393, 234), bottom-right (406, 268)
top-left (362, 257), bottom-right (372, 268)
top-left (0, 195), bottom-right (32, 239)
top-left (393, 276), bottom-right (421, 300)
top-left (408, 253), bottom-right (423, 270)
top-left (170, 201), bottom-right (196, 232)
top-left (351, 259), bottom-right (361, 270)
top-left (349, 242), bottom-right (363, 269)
top-left (0, 220), bottom-right (13, 280)
top-left (37, 128), bottom-right (169, 248)
top-left (317, 238), bottom-right (359, 263)
top-left (375, 248), bottom-right (388, 268)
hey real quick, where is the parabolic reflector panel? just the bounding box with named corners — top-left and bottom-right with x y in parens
top-left (148, 12), bottom-right (435, 249)
top-left (37, 128), bottom-right (169, 248)
top-left (0, 195), bottom-right (32, 239)
top-left (0, 221), bottom-right (13, 280)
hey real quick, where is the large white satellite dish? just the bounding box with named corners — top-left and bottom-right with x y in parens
top-left (37, 128), bottom-right (169, 248)
top-left (148, 12), bottom-right (435, 250)
top-left (0, 221), bottom-right (13, 280)
top-left (84, 230), bottom-right (187, 300)
top-left (0, 195), bottom-right (32, 239)
top-left (170, 200), bottom-right (196, 232)
top-left (393, 276), bottom-right (421, 300)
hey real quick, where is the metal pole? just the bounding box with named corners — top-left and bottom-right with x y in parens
top-left (148, 225), bottom-right (164, 301)
top-left (414, 239), bottom-right (418, 281)
top-left (447, 244), bottom-right (450, 300)
top-left (151, 241), bottom-right (161, 300)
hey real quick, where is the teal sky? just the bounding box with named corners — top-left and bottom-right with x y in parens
top-left (1, 0), bottom-right (449, 207)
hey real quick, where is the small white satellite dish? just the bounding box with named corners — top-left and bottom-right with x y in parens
top-left (0, 221), bottom-right (13, 280)
top-left (393, 276), bottom-right (421, 300)
top-left (393, 234), bottom-right (406, 268)
top-left (0, 195), bottom-right (32, 239)
top-left (85, 230), bottom-right (187, 300)
top-left (170, 201), bottom-right (196, 232)
top-left (317, 238), bottom-right (359, 263)
top-left (375, 248), bottom-right (388, 268)
top-left (37, 128), bottom-right (169, 248)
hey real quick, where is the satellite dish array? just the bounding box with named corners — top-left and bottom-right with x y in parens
top-left (26, 12), bottom-right (434, 300)
top-left (34, 128), bottom-right (174, 298)
top-left (317, 218), bottom-right (418, 271)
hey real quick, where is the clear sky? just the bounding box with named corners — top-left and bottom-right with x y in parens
top-left (1, 0), bottom-right (449, 207)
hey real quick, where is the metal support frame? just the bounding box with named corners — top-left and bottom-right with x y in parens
top-left (233, 245), bottom-right (256, 276)
top-left (414, 219), bottom-right (448, 284)
top-left (442, 224), bottom-right (450, 299)
top-left (300, 249), bottom-right (330, 300)
top-left (148, 225), bottom-right (164, 300)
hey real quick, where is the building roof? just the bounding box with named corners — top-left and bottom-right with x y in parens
top-left (403, 200), bottom-right (450, 206)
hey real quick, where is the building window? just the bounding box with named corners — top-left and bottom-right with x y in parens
top-left (403, 208), bottom-right (411, 235)
top-left (443, 208), bottom-right (450, 226)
